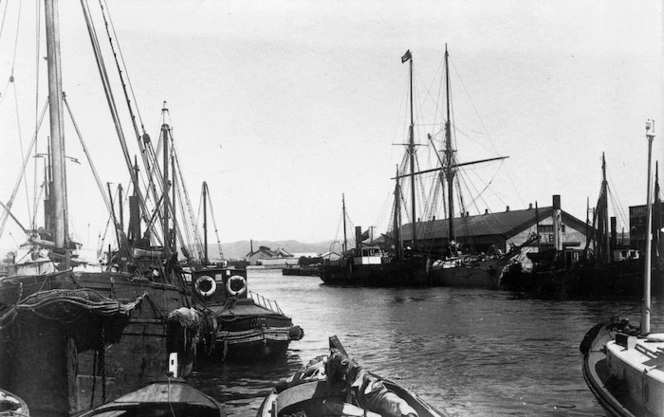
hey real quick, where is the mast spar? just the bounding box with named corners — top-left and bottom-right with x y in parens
top-left (45, 0), bottom-right (69, 258)
top-left (408, 52), bottom-right (417, 246)
top-left (443, 44), bottom-right (455, 244)
top-left (642, 119), bottom-right (655, 334)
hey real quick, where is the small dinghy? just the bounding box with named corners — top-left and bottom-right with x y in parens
top-left (0, 388), bottom-right (29, 416)
top-left (76, 377), bottom-right (225, 417)
top-left (257, 336), bottom-right (448, 417)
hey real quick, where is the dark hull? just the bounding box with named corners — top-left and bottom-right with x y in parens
top-left (319, 257), bottom-right (429, 287)
top-left (516, 260), bottom-right (657, 300)
top-left (428, 259), bottom-right (504, 289)
top-left (282, 266), bottom-right (319, 276)
top-left (0, 270), bottom-right (191, 416)
top-left (196, 292), bottom-right (300, 362)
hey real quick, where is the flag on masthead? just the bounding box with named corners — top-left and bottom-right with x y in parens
top-left (401, 50), bottom-right (412, 63)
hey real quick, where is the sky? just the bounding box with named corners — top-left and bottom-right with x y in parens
top-left (0, 0), bottom-right (662, 252)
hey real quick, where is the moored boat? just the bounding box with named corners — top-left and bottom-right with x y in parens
top-left (0, 2), bottom-right (199, 415)
top-left (190, 183), bottom-right (303, 362)
top-left (75, 378), bottom-right (225, 417)
top-left (257, 336), bottom-right (449, 417)
top-left (580, 120), bottom-right (660, 416)
top-left (192, 265), bottom-right (303, 362)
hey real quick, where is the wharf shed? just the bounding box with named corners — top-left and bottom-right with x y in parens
top-left (245, 246), bottom-right (277, 265)
top-left (401, 203), bottom-right (588, 269)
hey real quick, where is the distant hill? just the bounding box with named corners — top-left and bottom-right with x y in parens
top-left (208, 240), bottom-right (338, 261)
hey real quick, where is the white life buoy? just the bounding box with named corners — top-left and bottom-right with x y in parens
top-left (226, 275), bottom-right (247, 297)
top-left (195, 275), bottom-right (216, 297)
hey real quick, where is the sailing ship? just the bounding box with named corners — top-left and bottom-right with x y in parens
top-left (0, 2), bottom-right (199, 415)
top-left (191, 182), bottom-right (303, 362)
top-left (580, 120), bottom-right (663, 416)
top-left (319, 51), bottom-right (436, 287)
top-left (393, 45), bottom-right (536, 289)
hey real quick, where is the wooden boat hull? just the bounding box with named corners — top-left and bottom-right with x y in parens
top-left (75, 378), bottom-right (225, 417)
top-left (192, 268), bottom-right (302, 362)
top-left (0, 270), bottom-right (194, 416)
top-left (581, 322), bottom-right (656, 417)
top-left (258, 336), bottom-right (449, 417)
top-left (319, 257), bottom-right (429, 287)
top-left (258, 373), bottom-right (447, 417)
top-left (428, 259), bottom-right (504, 289)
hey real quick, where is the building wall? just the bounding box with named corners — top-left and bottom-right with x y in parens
top-left (512, 214), bottom-right (587, 271)
top-left (246, 252), bottom-right (274, 265)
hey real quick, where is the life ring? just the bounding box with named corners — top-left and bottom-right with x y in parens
top-left (195, 275), bottom-right (216, 297)
top-left (226, 275), bottom-right (247, 297)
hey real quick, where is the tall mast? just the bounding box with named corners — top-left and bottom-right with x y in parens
top-left (601, 152), bottom-right (610, 263)
top-left (161, 103), bottom-right (171, 253)
top-left (394, 165), bottom-right (402, 260)
top-left (408, 52), bottom-right (417, 246)
top-left (443, 44), bottom-right (455, 244)
top-left (203, 182), bottom-right (208, 265)
top-left (45, 0), bottom-right (69, 256)
top-left (642, 119), bottom-right (655, 334)
top-left (342, 194), bottom-right (348, 253)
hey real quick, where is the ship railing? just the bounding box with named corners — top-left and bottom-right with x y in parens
top-left (248, 291), bottom-right (284, 315)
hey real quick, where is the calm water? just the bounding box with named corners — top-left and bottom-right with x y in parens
top-left (188, 269), bottom-right (653, 417)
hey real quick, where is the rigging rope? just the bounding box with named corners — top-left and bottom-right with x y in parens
top-left (0, 101), bottom-right (48, 240)
top-left (204, 187), bottom-right (225, 261)
top-left (80, 0), bottom-right (157, 243)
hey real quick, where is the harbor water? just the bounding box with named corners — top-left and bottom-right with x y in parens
top-left (189, 269), bottom-right (647, 416)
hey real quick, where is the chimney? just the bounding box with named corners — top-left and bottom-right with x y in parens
top-left (432, 216), bottom-right (436, 221)
top-left (506, 206), bottom-right (510, 212)
top-left (250, 239), bottom-right (254, 253)
top-left (553, 195), bottom-right (562, 251)
top-left (528, 203), bottom-right (533, 210)
top-left (466, 211), bottom-right (470, 217)
top-left (485, 209), bottom-right (489, 215)
top-left (355, 226), bottom-right (362, 249)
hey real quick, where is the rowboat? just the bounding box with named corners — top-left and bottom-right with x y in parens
top-left (75, 378), bottom-right (225, 417)
top-left (257, 336), bottom-right (449, 417)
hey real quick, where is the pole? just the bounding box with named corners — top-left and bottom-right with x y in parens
top-left (203, 182), bottom-right (208, 265)
top-left (342, 194), bottom-right (348, 253)
top-left (444, 44), bottom-right (455, 244)
top-left (162, 104), bottom-right (171, 253)
top-left (45, 0), bottom-right (69, 257)
top-left (642, 119), bottom-right (655, 334)
top-left (408, 53), bottom-right (417, 246)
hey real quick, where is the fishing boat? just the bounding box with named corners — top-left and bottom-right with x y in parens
top-left (75, 378), bottom-right (225, 417)
top-left (524, 153), bottom-right (647, 299)
top-left (0, 2), bottom-right (199, 415)
top-left (580, 120), bottom-right (662, 416)
top-left (0, 388), bottom-right (29, 416)
top-left (191, 183), bottom-right (303, 362)
top-left (318, 52), bottom-right (433, 287)
top-left (257, 336), bottom-right (449, 417)
top-left (319, 194), bottom-right (429, 287)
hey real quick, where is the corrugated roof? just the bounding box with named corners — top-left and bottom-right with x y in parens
top-left (401, 206), bottom-right (587, 240)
